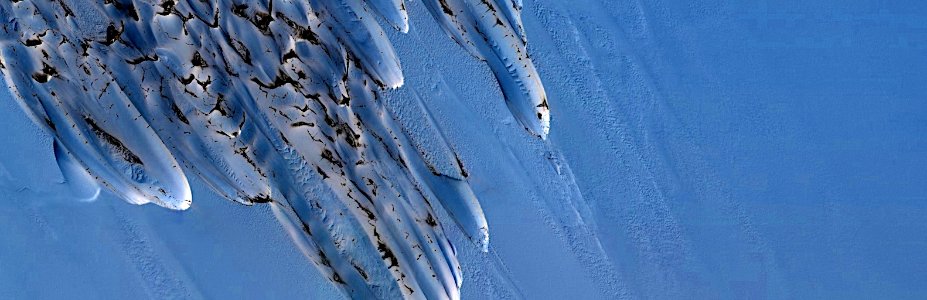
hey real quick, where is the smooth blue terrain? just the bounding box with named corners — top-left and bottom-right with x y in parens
top-left (2, 0), bottom-right (926, 299)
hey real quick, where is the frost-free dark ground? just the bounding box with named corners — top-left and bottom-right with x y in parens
top-left (2, 0), bottom-right (925, 299)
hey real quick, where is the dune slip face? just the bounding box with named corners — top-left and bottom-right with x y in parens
top-left (0, 0), bottom-right (547, 298)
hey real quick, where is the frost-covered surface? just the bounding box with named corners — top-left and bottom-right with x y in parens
top-left (3, 0), bottom-right (927, 299)
top-left (0, 0), bottom-right (548, 298)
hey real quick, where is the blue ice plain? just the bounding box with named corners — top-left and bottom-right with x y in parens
top-left (2, 0), bottom-right (927, 300)
top-left (518, 1), bottom-right (927, 298)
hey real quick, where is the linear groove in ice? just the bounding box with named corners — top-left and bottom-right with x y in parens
top-left (0, 0), bottom-right (546, 298)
